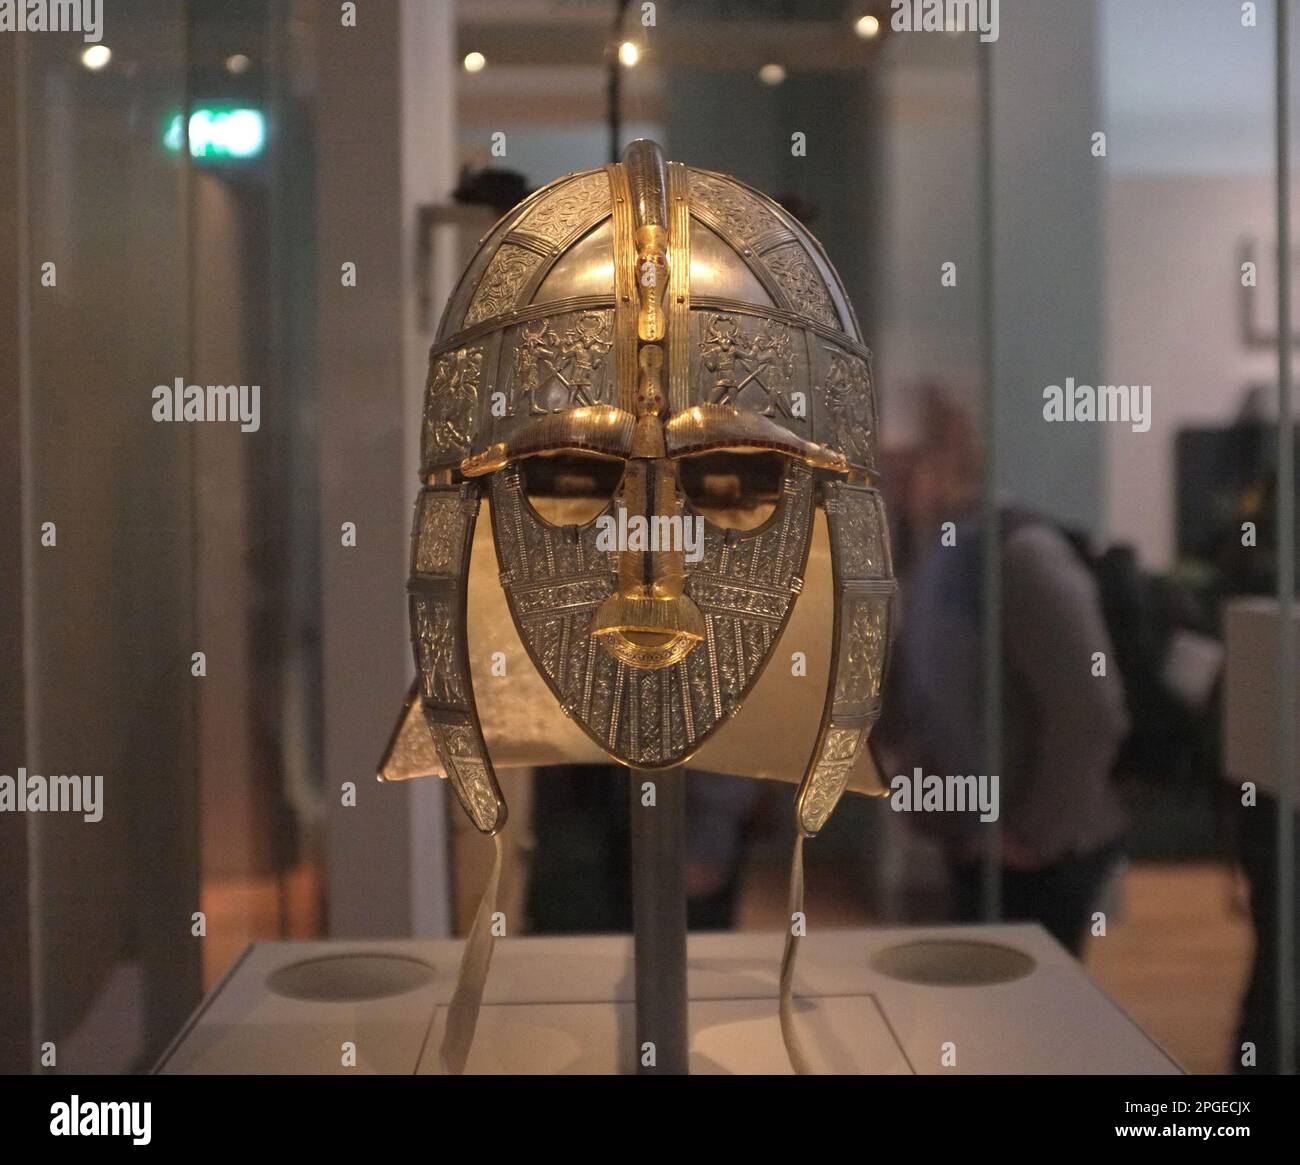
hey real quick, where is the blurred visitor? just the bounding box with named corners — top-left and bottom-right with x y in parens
top-left (891, 388), bottom-right (1129, 955)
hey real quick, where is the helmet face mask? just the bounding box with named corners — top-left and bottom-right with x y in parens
top-left (487, 445), bottom-right (816, 768)
top-left (383, 141), bottom-right (894, 843)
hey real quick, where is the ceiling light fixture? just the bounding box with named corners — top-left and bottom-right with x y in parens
top-left (854, 14), bottom-right (880, 39)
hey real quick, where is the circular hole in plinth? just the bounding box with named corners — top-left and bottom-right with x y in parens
top-left (871, 940), bottom-right (1036, 987)
top-left (265, 954), bottom-right (436, 1002)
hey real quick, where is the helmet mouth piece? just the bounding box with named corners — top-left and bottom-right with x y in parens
top-left (591, 589), bottom-right (706, 669)
top-left (592, 628), bottom-right (702, 670)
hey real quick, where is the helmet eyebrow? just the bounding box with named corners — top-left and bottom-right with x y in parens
top-left (460, 404), bottom-right (636, 477)
top-left (664, 403), bottom-right (848, 472)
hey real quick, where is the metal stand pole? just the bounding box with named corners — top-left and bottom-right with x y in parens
top-left (629, 765), bottom-right (689, 1074)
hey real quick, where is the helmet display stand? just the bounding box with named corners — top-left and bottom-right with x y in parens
top-left (629, 767), bottom-right (689, 1074)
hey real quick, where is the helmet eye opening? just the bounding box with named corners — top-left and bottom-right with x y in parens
top-left (678, 451), bottom-right (785, 532)
top-left (521, 452), bottom-right (626, 528)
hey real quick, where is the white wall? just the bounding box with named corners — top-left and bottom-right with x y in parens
top-left (871, 52), bottom-right (984, 449)
top-left (873, 0), bottom-right (1105, 533)
top-left (1101, 0), bottom-right (1278, 568)
top-left (1105, 176), bottom-right (1278, 569)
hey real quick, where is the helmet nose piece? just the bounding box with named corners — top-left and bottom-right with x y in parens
top-left (591, 452), bottom-right (704, 669)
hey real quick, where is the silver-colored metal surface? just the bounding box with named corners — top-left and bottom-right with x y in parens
top-left (421, 163), bottom-right (878, 477)
top-left (384, 140), bottom-right (894, 838)
top-left (403, 482), bottom-right (505, 834)
top-left (489, 458), bottom-right (816, 768)
top-left (796, 480), bottom-right (893, 836)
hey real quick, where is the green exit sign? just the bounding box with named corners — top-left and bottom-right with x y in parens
top-left (164, 108), bottom-right (265, 160)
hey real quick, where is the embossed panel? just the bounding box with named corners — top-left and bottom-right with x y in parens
top-left (405, 480), bottom-right (505, 834)
top-left (513, 170), bottom-right (611, 248)
top-left (833, 590), bottom-right (891, 716)
top-left (505, 309), bottom-right (614, 415)
top-left (687, 169), bottom-right (784, 248)
top-left (411, 592), bottom-right (466, 707)
top-left (817, 345), bottom-right (877, 471)
top-left (794, 472), bottom-right (896, 836)
top-left (428, 718), bottom-right (501, 833)
top-left (826, 482), bottom-right (891, 581)
top-left (465, 243), bottom-right (543, 326)
top-left (695, 311), bottom-right (810, 427)
top-left (764, 243), bottom-right (839, 329)
top-left (412, 487), bottom-right (475, 578)
top-left (421, 345), bottom-right (482, 470)
top-left (798, 725), bottom-right (865, 835)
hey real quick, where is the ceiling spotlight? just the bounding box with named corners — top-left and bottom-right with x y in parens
top-left (226, 53), bottom-right (251, 75)
top-left (854, 14), bottom-right (881, 39)
top-left (463, 51), bottom-right (486, 73)
top-left (758, 63), bottom-right (786, 86)
top-left (81, 44), bottom-right (111, 70)
top-left (618, 40), bottom-right (640, 67)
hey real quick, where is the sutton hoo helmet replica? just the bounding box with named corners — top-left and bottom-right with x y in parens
top-left (380, 140), bottom-right (894, 1072)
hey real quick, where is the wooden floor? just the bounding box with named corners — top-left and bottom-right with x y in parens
top-left (1085, 863), bottom-right (1253, 1075)
top-left (201, 863), bottom-right (324, 992)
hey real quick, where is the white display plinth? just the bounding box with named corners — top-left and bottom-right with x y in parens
top-left (156, 925), bottom-right (1181, 1075)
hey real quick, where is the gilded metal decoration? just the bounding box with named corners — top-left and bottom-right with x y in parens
top-left (430, 720), bottom-right (500, 834)
top-left (795, 480), bottom-right (893, 836)
top-left (464, 245), bottom-right (542, 326)
top-left (511, 311), bottom-right (613, 414)
top-left (834, 595), bottom-right (889, 706)
top-left (687, 170), bottom-right (783, 250)
top-left (383, 140), bottom-right (893, 848)
top-left (422, 347), bottom-right (482, 468)
top-left (394, 481), bottom-right (505, 834)
top-left (699, 314), bottom-right (799, 419)
top-left (832, 486), bottom-right (888, 579)
top-left (799, 726), bottom-right (862, 835)
top-left (414, 596), bottom-right (460, 704)
top-left (820, 349), bottom-right (877, 471)
top-left (514, 170), bottom-right (611, 248)
top-left (488, 458), bottom-right (814, 766)
top-left (766, 243), bottom-right (840, 329)
top-left (413, 490), bottom-right (468, 576)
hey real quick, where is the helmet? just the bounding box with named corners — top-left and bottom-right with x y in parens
top-left (384, 139), bottom-right (893, 841)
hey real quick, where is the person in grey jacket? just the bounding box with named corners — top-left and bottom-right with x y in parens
top-left (892, 391), bottom-right (1129, 955)
top-left (898, 511), bottom-right (1130, 955)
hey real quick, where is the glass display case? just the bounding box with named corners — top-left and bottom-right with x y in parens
top-left (3, 0), bottom-right (1297, 1091)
